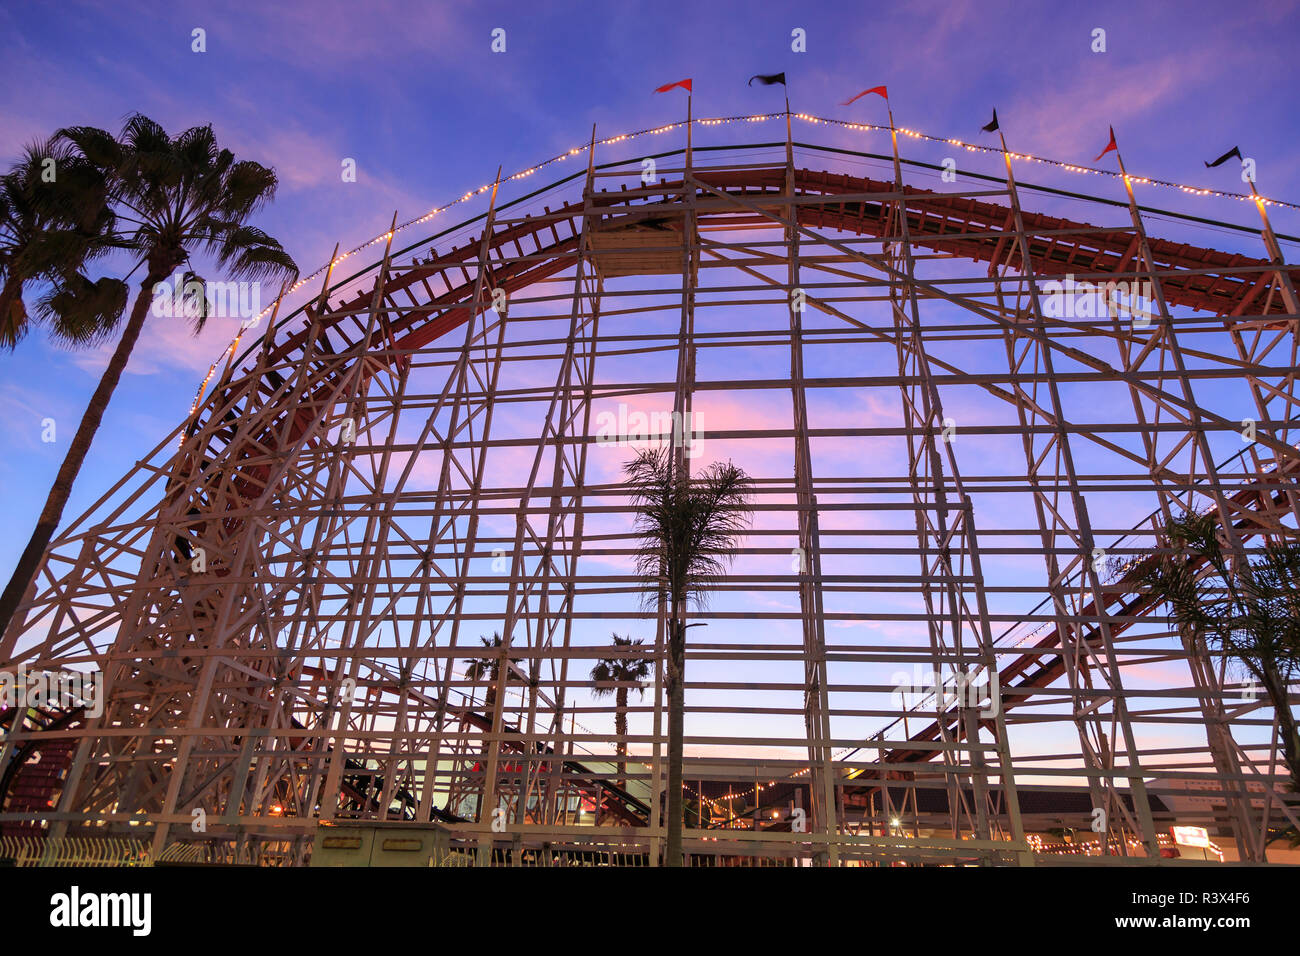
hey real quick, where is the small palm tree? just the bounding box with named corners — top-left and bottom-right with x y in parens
top-left (590, 634), bottom-right (652, 789)
top-left (0, 115), bottom-right (298, 637)
top-left (0, 138), bottom-right (118, 348)
top-left (1122, 512), bottom-right (1300, 792)
top-left (464, 632), bottom-right (521, 711)
top-left (624, 446), bottom-right (754, 866)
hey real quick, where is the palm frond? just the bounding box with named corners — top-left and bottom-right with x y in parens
top-left (55, 126), bottom-right (124, 174)
top-left (463, 632), bottom-right (521, 681)
top-left (200, 222), bottom-right (299, 283)
top-left (0, 138), bottom-right (118, 349)
top-left (35, 273), bottom-right (128, 346)
top-left (219, 161), bottom-right (279, 218)
top-left (171, 124), bottom-right (219, 172)
top-left (1124, 511), bottom-right (1300, 782)
top-left (51, 114), bottom-right (296, 334)
top-left (590, 661), bottom-right (616, 697)
top-left (175, 270), bottom-right (213, 334)
top-left (625, 446), bottom-right (755, 613)
top-left (0, 283), bottom-right (28, 349)
top-left (119, 114), bottom-right (172, 157)
top-left (590, 633), bottom-right (653, 696)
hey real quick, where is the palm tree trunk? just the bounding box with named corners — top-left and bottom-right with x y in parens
top-left (0, 276), bottom-right (159, 645)
top-left (1277, 705), bottom-right (1300, 795)
top-left (665, 614), bottom-right (686, 867)
top-left (615, 686), bottom-right (628, 791)
top-left (1259, 664), bottom-right (1300, 793)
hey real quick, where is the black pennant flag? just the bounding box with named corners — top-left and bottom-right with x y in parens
top-left (981, 108), bottom-right (999, 133)
top-left (1205, 146), bottom-right (1243, 168)
top-left (748, 72), bottom-right (787, 86)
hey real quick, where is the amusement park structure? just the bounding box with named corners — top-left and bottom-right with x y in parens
top-left (1, 109), bottom-right (1297, 866)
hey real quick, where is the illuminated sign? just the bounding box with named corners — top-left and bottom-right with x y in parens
top-left (1170, 825), bottom-right (1210, 847)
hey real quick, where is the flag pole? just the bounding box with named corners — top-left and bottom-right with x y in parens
top-left (686, 88), bottom-right (693, 169)
top-left (784, 91), bottom-right (793, 169)
top-left (1113, 138), bottom-right (1131, 190)
top-left (886, 100), bottom-right (903, 184)
top-left (1240, 163), bottom-right (1300, 314)
top-left (655, 80), bottom-right (694, 172)
top-left (886, 101), bottom-right (907, 257)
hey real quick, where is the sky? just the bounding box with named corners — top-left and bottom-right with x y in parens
top-left (2, 0), bottom-right (1299, 797)
top-left (3, 0), bottom-right (1298, 558)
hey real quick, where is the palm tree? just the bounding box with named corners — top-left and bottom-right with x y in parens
top-left (590, 634), bottom-right (652, 789)
top-left (464, 632), bottom-right (521, 711)
top-left (0, 115), bottom-right (298, 637)
top-left (1121, 511), bottom-right (1300, 792)
top-left (0, 138), bottom-right (119, 349)
top-left (624, 446), bottom-right (754, 866)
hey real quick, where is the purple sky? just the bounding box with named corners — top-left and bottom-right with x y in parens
top-left (2, 0), bottom-right (1298, 775)
top-left (3, 0), bottom-right (1298, 555)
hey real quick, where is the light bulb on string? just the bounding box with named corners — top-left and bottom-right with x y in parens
top-left (192, 109), bottom-right (1294, 427)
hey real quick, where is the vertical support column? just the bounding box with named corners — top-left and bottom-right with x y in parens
top-left (538, 270), bottom-right (603, 828)
top-left (884, 114), bottom-right (994, 844)
top-left (782, 115), bottom-right (840, 863)
top-left (412, 170), bottom-right (510, 821)
top-left (962, 497), bottom-right (1032, 864)
top-left (55, 247), bottom-right (348, 847)
top-left (301, 220), bottom-right (402, 830)
top-left (662, 113), bottom-right (699, 867)
top-left (997, 139), bottom-right (1160, 857)
top-left (479, 132), bottom-right (601, 863)
top-left (1112, 152), bottom-right (1264, 859)
top-left (1227, 180), bottom-right (1300, 537)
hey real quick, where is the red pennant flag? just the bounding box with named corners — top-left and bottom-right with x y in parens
top-left (655, 78), bottom-right (692, 94)
top-left (1094, 126), bottom-right (1118, 162)
top-left (842, 85), bottom-right (888, 106)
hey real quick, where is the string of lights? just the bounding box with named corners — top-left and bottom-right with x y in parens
top-left (229, 108), bottom-right (1299, 337)
top-left (182, 106), bottom-right (1298, 522)
top-left (682, 753), bottom-right (856, 814)
top-left (1025, 833), bottom-right (1222, 860)
top-left (795, 113), bottom-right (1298, 209)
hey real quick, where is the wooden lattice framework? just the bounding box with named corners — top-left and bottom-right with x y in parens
top-left (2, 118), bottom-right (1298, 866)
